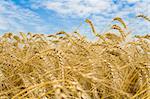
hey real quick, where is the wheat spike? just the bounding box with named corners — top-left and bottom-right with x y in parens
top-left (113, 17), bottom-right (127, 28)
top-left (137, 15), bottom-right (150, 22)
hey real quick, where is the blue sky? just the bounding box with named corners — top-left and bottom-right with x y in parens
top-left (0, 0), bottom-right (149, 38)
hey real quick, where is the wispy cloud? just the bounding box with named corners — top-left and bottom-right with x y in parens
top-left (0, 0), bottom-right (49, 34)
top-left (33, 0), bottom-right (149, 17)
top-left (41, 0), bottom-right (113, 17)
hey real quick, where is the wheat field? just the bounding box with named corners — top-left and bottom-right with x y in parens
top-left (0, 16), bottom-right (149, 99)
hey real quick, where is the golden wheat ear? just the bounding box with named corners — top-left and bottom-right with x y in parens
top-left (111, 24), bottom-right (126, 40)
top-left (55, 31), bottom-right (70, 37)
top-left (113, 17), bottom-right (127, 29)
top-left (135, 34), bottom-right (150, 39)
top-left (13, 35), bottom-right (21, 42)
top-left (85, 19), bottom-right (106, 41)
top-left (2, 32), bottom-right (13, 39)
top-left (85, 19), bottom-right (97, 35)
top-left (137, 15), bottom-right (150, 22)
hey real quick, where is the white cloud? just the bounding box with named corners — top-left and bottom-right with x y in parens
top-left (126, 0), bottom-right (141, 3)
top-left (42, 0), bottom-right (112, 17)
top-left (0, 17), bottom-right (10, 30)
top-left (36, 0), bottom-right (149, 19)
top-left (0, 0), bottom-right (49, 34)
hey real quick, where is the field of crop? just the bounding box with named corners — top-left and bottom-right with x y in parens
top-left (0, 16), bottom-right (149, 99)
